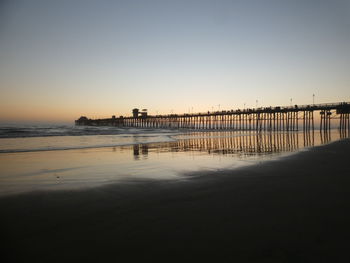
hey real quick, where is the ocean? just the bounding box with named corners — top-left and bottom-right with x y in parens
top-left (0, 124), bottom-right (346, 196)
top-left (0, 125), bottom-right (180, 153)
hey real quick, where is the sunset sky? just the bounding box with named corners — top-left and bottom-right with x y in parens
top-left (1, 0), bottom-right (350, 124)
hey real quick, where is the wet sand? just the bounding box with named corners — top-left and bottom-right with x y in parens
top-left (1, 138), bottom-right (350, 262)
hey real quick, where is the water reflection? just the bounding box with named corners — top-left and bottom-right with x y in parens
top-left (133, 144), bottom-right (140, 160)
top-left (132, 129), bottom-right (347, 158)
top-left (174, 131), bottom-right (301, 155)
top-left (133, 144), bottom-right (149, 160)
top-left (0, 129), bottom-right (348, 196)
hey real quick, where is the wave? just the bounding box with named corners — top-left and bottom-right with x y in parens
top-left (0, 125), bottom-right (181, 138)
top-left (0, 135), bottom-right (178, 153)
top-left (0, 141), bottom-right (174, 153)
top-left (0, 125), bottom-right (184, 153)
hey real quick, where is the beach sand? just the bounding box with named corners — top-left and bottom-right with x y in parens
top-left (1, 138), bottom-right (350, 262)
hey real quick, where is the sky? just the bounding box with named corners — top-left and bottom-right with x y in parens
top-left (1, 0), bottom-right (350, 124)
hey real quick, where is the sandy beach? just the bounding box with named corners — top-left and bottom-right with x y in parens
top-left (1, 138), bottom-right (350, 262)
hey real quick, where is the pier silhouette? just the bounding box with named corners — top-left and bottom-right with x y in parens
top-left (76, 102), bottom-right (350, 133)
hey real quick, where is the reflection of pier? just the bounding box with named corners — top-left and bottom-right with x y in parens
top-left (131, 128), bottom-right (347, 158)
top-left (174, 132), bottom-right (302, 154)
top-left (76, 102), bottom-right (350, 133)
top-left (133, 130), bottom-right (329, 157)
top-left (133, 144), bottom-right (149, 160)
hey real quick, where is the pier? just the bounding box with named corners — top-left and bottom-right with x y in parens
top-left (76, 102), bottom-right (350, 132)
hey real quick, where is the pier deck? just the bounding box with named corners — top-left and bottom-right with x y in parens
top-left (76, 102), bottom-right (350, 132)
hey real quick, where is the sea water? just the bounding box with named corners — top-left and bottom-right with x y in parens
top-left (0, 124), bottom-right (346, 196)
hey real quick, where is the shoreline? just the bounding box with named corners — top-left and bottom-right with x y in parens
top-left (1, 138), bottom-right (350, 262)
top-left (0, 128), bottom-right (337, 154)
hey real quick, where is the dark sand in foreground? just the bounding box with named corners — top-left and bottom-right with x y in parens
top-left (1, 139), bottom-right (350, 262)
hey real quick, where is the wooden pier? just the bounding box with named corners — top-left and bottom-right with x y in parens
top-left (76, 102), bottom-right (350, 132)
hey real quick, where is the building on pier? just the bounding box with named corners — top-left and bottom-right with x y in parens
top-left (132, 108), bottom-right (139, 118)
top-left (140, 109), bottom-right (148, 118)
top-left (75, 116), bottom-right (89, 125)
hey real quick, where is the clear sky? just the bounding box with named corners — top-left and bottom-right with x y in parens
top-left (1, 0), bottom-right (350, 123)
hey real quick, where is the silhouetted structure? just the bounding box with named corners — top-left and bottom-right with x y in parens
top-left (75, 102), bottom-right (350, 132)
top-left (76, 116), bottom-right (89, 125)
top-left (140, 109), bottom-right (148, 118)
top-left (132, 108), bottom-right (139, 118)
